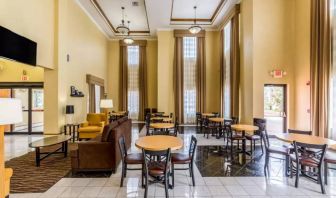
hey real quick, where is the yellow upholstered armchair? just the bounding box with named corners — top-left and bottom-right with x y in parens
top-left (78, 113), bottom-right (106, 140)
top-left (5, 168), bottom-right (13, 197)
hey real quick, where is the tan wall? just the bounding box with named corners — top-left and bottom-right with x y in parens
top-left (157, 31), bottom-right (175, 114)
top-left (44, 0), bottom-right (108, 134)
top-left (0, 0), bottom-right (55, 69)
top-left (294, 0), bottom-right (311, 130)
top-left (0, 59), bottom-right (44, 82)
top-left (107, 40), bottom-right (158, 113)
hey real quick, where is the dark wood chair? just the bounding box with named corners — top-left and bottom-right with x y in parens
top-left (227, 122), bottom-right (245, 154)
top-left (246, 118), bottom-right (265, 155)
top-left (222, 119), bottom-right (233, 145)
top-left (324, 151), bottom-right (336, 185)
top-left (290, 141), bottom-right (327, 194)
top-left (152, 108), bottom-right (158, 113)
top-left (231, 117), bottom-right (239, 124)
top-left (144, 108), bottom-right (151, 120)
top-left (145, 114), bottom-right (151, 136)
top-left (143, 148), bottom-right (172, 198)
top-left (196, 112), bottom-right (203, 128)
top-left (171, 135), bottom-right (197, 187)
top-left (118, 136), bottom-right (143, 187)
top-left (261, 130), bottom-right (290, 177)
top-left (168, 118), bottom-right (179, 137)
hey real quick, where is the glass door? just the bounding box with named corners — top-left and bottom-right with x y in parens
top-left (264, 84), bottom-right (287, 134)
top-left (0, 83), bottom-right (44, 134)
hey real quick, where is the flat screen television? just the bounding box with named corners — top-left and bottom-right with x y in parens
top-left (0, 26), bottom-right (37, 66)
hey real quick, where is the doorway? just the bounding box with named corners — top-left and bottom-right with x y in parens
top-left (0, 82), bottom-right (44, 134)
top-left (264, 84), bottom-right (287, 134)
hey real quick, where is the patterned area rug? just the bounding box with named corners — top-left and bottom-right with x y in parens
top-left (5, 144), bottom-right (75, 193)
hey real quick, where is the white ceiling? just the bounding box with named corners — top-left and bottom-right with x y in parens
top-left (76, 0), bottom-right (240, 39)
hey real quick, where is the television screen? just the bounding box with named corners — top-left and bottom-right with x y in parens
top-left (0, 26), bottom-right (37, 66)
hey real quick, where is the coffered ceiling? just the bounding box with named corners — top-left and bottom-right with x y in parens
top-left (76, 0), bottom-right (240, 39)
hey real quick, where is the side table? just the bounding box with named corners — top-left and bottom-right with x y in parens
top-left (64, 124), bottom-right (80, 142)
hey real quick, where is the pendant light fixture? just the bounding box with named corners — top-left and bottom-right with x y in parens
top-left (189, 6), bottom-right (202, 34)
top-left (116, 7), bottom-right (129, 35)
top-left (123, 21), bottom-right (134, 44)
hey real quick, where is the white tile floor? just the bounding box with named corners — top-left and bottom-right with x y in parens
top-left (5, 127), bottom-right (336, 198)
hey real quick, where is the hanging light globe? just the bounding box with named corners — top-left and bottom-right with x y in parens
top-left (123, 36), bottom-right (134, 44)
top-left (189, 6), bottom-right (202, 34)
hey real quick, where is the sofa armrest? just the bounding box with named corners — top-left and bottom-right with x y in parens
top-left (76, 142), bottom-right (115, 169)
top-left (81, 122), bottom-right (89, 127)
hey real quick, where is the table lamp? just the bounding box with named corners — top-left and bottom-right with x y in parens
top-left (0, 98), bottom-right (22, 198)
top-left (65, 105), bottom-right (74, 124)
top-left (100, 99), bottom-right (113, 118)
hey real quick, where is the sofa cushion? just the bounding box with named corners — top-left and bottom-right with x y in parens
top-left (101, 122), bottom-right (119, 142)
top-left (78, 126), bottom-right (101, 132)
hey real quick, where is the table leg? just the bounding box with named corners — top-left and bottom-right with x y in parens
top-left (35, 147), bottom-right (40, 167)
top-left (242, 130), bottom-right (246, 154)
top-left (64, 142), bottom-right (68, 158)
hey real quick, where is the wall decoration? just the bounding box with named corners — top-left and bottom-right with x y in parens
top-left (269, 69), bottom-right (287, 78)
top-left (70, 86), bottom-right (84, 97)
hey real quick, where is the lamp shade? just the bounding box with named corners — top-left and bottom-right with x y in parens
top-left (0, 98), bottom-right (22, 125)
top-left (66, 105), bottom-right (74, 114)
top-left (100, 99), bottom-right (113, 108)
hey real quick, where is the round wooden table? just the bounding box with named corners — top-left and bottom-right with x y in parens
top-left (135, 135), bottom-right (183, 151)
top-left (150, 123), bottom-right (174, 129)
top-left (202, 113), bottom-right (215, 117)
top-left (231, 124), bottom-right (259, 155)
top-left (209, 117), bottom-right (224, 122)
top-left (151, 117), bottom-right (173, 123)
top-left (275, 133), bottom-right (336, 147)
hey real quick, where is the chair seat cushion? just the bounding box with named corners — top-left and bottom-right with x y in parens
top-left (79, 126), bottom-right (102, 132)
top-left (246, 135), bottom-right (260, 140)
top-left (172, 153), bottom-right (192, 164)
top-left (125, 153), bottom-right (143, 164)
top-left (325, 151), bottom-right (336, 164)
top-left (268, 146), bottom-right (289, 155)
top-left (148, 162), bottom-right (169, 176)
top-left (290, 154), bottom-right (319, 167)
top-left (231, 135), bottom-right (245, 140)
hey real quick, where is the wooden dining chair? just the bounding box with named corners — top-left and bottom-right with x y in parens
top-left (324, 151), bottom-right (336, 185)
top-left (142, 148), bottom-right (172, 198)
top-left (196, 112), bottom-right (203, 128)
top-left (171, 135), bottom-right (197, 187)
top-left (227, 122), bottom-right (245, 154)
top-left (246, 118), bottom-right (265, 155)
top-left (261, 131), bottom-right (290, 177)
top-left (145, 114), bottom-right (152, 136)
top-left (118, 136), bottom-right (144, 187)
top-left (290, 141), bottom-right (327, 194)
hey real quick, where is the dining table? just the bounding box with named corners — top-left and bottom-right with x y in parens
top-left (275, 133), bottom-right (336, 149)
top-left (135, 135), bottom-right (183, 151)
top-left (151, 117), bottom-right (173, 123)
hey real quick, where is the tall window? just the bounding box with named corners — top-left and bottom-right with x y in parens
top-left (330, 0), bottom-right (336, 139)
top-left (183, 37), bottom-right (197, 123)
top-left (94, 84), bottom-right (101, 113)
top-left (223, 21), bottom-right (231, 117)
top-left (127, 45), bottom-right (140, 120)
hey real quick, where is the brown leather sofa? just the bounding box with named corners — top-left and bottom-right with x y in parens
top-left (71, 117), bottom-right (131, 173)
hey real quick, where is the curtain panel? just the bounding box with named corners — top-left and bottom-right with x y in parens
top-left (173, 37), bottom-right (184, 123)
top-left (173, 30), bottom-right (205, 123)
top-left (86, 74), bottom-right (105, 113)
top-left (119, 40), bottom-right (147, 120)
top-left (219, 5), bottom-right (240, 118)
top-left (230, 11), bottom-right (240, 118)
top-left (119, 45), bottom-right (128, 111)
top-left (310, 0), bottom-right (331, 137)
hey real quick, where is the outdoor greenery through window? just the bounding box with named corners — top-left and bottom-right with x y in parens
top-left (183, 37), bottom-right (197, 123)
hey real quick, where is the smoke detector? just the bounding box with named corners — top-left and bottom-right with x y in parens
top-left (132, 1), bottom-right (139, 6)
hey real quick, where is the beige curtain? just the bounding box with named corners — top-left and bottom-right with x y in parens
top-left (310, 0), bottom-right (331, 137)
top-left (86, 74), bottom-right (105, 113)
top-left (220, 29), bottom-right (224, 116)
top-left (173, 30), bottom-right (205, 123)
top-left (230, 11), bottom-right (240, 118)
top-left (119, 45), bottom-right (128, 111)
top-left (139, 44), bottom-right (148, 121)
top-left (173, 37), bottom-right (184, 122)
top-left (196, 37), bottom-right (206, 114)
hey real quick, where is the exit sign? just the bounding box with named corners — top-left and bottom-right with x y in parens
top-left (21, 75), bottom-right (29, 81)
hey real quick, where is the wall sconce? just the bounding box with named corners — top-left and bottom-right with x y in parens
top-left (269, 69), bottom-right (287, 78)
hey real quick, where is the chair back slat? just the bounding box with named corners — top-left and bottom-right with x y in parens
top-left (189, 136), bottom-right (198, 159)
top-left (118, 136), bottom-right (127, 161)
top-left (142, 148), bottom-right (171, 175)
top-left (253, 118), bottom-right (266, 136)
top-left (288, 129), bottom-right (312, 135)
top-left (293, 141), bottom-right (327, 168)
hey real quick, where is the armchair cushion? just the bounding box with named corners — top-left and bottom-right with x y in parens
top-left (78, 126), bottom-right (102, 133)
top-left (5, 168), bottom-right (13, 196)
